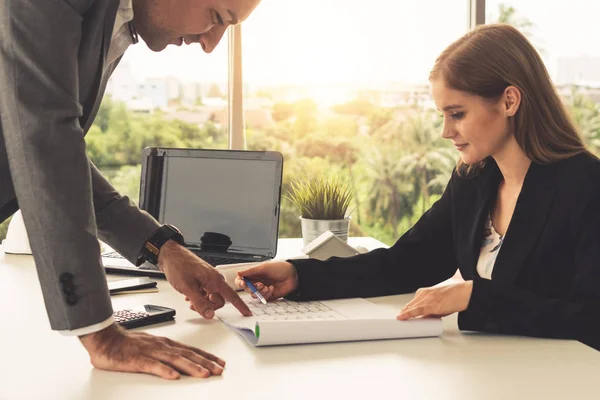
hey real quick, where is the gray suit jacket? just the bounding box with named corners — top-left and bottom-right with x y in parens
top-left (0, 0), bottom-right (160, 330)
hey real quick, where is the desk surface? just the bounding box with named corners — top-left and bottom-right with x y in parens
top-left (1, 238), bottom-right (598, 400)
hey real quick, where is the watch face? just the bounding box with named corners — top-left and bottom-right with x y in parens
top-left (167, 224), bottom-right (182, 235)
top-left (159, 225), bottom-right (185, 246)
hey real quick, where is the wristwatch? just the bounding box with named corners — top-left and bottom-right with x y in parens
top-left (139, 224), bottom-right (185, 266)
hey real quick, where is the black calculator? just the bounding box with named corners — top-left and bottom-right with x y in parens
top-left (113, 305), bottom-right (176, 329)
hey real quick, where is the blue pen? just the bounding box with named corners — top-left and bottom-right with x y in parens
top-left (243, 277), bottom-right (267, 305)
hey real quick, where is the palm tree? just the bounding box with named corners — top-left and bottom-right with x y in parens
top-left (365, 147), bottom-right (415, 238)
top-left (366, 112), bottom-right (456, 235)
top-left (396, 147), bottom-right (456, 215)
top-left (375, 113), bottom-right (456, 214)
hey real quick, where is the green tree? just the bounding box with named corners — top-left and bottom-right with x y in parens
top-left (247, 127), bottom-right (288, 153)
top-left (331, 98), bottom-right (374, 116)
top-left (396, 147), bottom-right (456, 215)
top-left (365, 147), bottom-right (415, 238)
top-left (393, 114), bottom-right (455, 214)
top-left (255, 89), bottom-right (273, 100)
top-left (272, 102), bottom-right (294, 122)
top-left (292, 99), bottom-right (318, 139)
top-left (567, 88), bottom-right (600, 155)
top-left (365, 112), bottom-right (455, 236)
top-left (96, 95), bottom-right (113, 132)
top-left (85, 125), bottom-right (114, 166)
top-left (110, 165), bottom-right (142, 203)
top-left (368, 107), bottom-right (395, 135)
top-left (495, 4), bottom-right (533, 34)
top-left (492, 3), bottom-right (545, 56)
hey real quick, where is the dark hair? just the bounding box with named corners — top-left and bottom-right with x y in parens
top-left (430, 24), bottom-right (590, 176)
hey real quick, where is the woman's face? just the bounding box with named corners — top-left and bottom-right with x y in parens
top-left (431, 78), bottom-right (515, 165)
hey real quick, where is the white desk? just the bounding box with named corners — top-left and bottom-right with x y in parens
top-left (1, 238), bottom-right (598, 400)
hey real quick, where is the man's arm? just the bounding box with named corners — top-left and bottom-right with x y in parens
top-left (0, 0), bottom-right (112, 330)
top-left (89, 161), bottom-right (160, 264)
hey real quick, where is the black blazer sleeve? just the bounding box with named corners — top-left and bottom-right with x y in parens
top-left (289, 172), bottom-right (459, 301)
top-left (459, 166), bottom-right (600, 350)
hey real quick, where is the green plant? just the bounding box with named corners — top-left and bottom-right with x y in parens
top-left (286, 174), bottom-right (353, 220)
top-left (0, 215), bottom-right (11, 242)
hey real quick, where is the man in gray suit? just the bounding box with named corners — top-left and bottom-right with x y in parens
top-left (0, 0), bottom-right (261, 380)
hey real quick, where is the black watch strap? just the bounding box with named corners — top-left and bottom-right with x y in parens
top-left (140, 224), bottom-right (185, 265)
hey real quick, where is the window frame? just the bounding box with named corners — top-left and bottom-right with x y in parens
top-left (228, 25), bottom-right (245, 150)
top-left (470, 0), bottom-right (486, 28)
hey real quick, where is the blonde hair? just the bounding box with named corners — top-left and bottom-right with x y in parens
top-left (429, 24), bottom-right (590, 176)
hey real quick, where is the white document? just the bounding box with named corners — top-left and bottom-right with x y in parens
top-left (216, 293), bottom-right (443, 347)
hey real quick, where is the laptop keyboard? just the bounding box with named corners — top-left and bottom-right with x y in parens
top-left (103, 251), bottom-right (248, 267)
top-left (247, 298), bottom-right (345, 321)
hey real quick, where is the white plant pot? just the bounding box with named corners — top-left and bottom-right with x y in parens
top-left (300, 216), bottom-right (351, 247)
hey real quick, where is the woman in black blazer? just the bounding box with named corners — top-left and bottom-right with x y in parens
top-left (232, 24), bottom-right (600, 350)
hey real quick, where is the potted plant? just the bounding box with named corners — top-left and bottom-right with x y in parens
top-left (286, 174), bottom-right (354, 247)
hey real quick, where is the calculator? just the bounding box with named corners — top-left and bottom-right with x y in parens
top-left (113, 305), bottom-right (176, 329)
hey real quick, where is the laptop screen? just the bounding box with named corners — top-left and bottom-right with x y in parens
top-left (152, 150), bottom-right (282, 258)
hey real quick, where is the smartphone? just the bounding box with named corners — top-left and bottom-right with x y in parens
top-left (108, 277), bottom-right (157, 294)
top-left (113, 304), bottom-right (176, 329)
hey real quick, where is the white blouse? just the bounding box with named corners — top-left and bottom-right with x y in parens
top-left (476, 213), bottom-right (504, 280)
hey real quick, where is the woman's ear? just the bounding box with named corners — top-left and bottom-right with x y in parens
top-left (504, 86), bottom-right (521, 117)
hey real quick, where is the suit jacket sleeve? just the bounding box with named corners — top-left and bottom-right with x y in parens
top-left (0, 0), bottom-right (113, 330)
top-left (90, 161), bottom-right (160, 265)
top-left (288, 171), bottom-right (459, 301)
top-left (459, 166), bottom-right (600, 350)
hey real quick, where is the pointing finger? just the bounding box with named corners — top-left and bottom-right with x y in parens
top-left (218, 281), bottom-right (252, 316)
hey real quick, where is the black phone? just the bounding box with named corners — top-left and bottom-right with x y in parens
top-left (113, 304), bottom-right (176, 329)
top-left (108, 277), bottom-right (157, 294)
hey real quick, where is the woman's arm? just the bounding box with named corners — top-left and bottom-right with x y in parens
top-left (289, 171), bottom-right (459, 301)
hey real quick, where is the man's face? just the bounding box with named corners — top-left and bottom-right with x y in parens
top-left (133, 0), bottom-right (261, 53)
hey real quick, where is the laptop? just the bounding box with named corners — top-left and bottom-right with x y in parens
top-left (102, 147), bottom-right (284, 278)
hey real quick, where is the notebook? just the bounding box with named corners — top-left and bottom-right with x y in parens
top-left (215, 293), bottom-right (443, 347)
top-left (102, 148), bottom-right (283, 277)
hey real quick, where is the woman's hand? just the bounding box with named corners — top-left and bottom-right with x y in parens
top-left (234, 261), bottom-right (299, 302)
top-left (396, 281), bottom-right (473, 320)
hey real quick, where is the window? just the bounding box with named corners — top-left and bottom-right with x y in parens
top-left (89, 38), bottom-right (230, 202)
top-left (486, 0), bottom-right (600, 157)
top-left (242, 0), bottom-right (469, 244)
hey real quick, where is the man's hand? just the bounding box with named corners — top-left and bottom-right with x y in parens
top-left (158, 240), bottom-right (251, 318)
top-left (396, 281), bottom-right (473, 320)
top-left (79, 323), bottom-right (224, 380)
